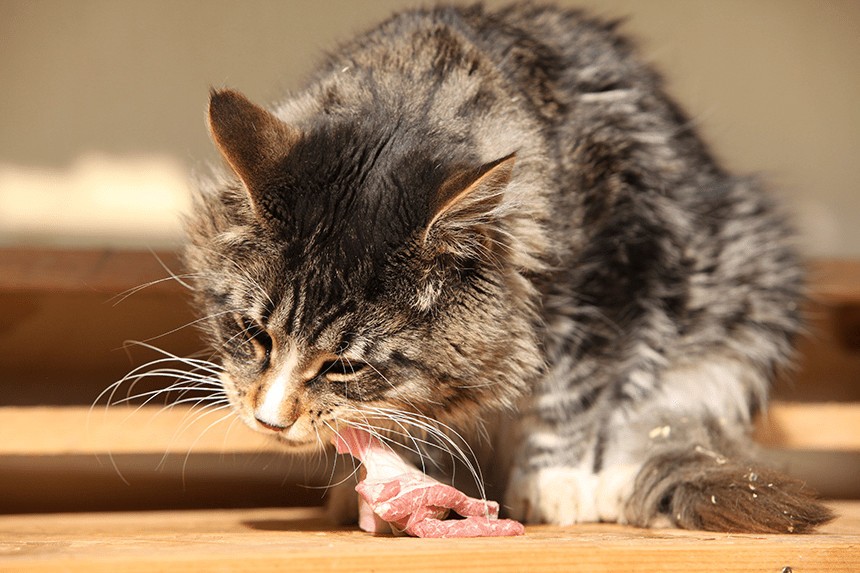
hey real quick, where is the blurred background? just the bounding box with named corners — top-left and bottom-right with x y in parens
top-left (1, 0), bottom-right (859, 254)
top-left (1, 0), bottom-right (859, 513)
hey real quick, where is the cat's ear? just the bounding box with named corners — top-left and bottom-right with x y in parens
top-left (207, 88), bottom-right (298, 192)
top-left (423, 153), bottom-right (516, 245)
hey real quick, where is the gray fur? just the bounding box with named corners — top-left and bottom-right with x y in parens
top-left (184, 3), bottom-right (832, 532)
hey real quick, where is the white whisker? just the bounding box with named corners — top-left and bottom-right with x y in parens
top-left (362, 405), bottom-right (487, 501)
top-left (108, 273), bottom-right (202, 307)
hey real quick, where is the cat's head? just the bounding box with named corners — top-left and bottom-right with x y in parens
top-left (184, 89), bottom-right (542, 451)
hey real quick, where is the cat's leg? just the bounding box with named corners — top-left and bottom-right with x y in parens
top-left (506, 354), bottom-right (833, 532)
top-left (504, 355), bottom-right (632, 525)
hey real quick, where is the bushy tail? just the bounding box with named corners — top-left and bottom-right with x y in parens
top-left (624, 446), bottom-right (835, 533)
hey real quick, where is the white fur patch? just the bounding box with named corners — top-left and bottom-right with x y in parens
top-left (506, 464), bottom-right (639, 525)
top-left (255, 345), bottom-right (299, 427)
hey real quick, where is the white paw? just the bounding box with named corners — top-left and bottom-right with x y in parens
top-left (505, 465), bottom-right (638, 525)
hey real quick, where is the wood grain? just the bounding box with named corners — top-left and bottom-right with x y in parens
top-left (0, 247), bottom-right (184, 294)
top-left (3, 402), bottom-right (857, 456)
top-left (754, 402), bottom-right (860, 451)
top-left (1, 503), bottom-right (858, 573)
top-left (0, 406), bottom-right (278, 455)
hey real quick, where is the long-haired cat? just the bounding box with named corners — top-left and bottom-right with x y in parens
top-left (182, 3), bottom-right (833, 532)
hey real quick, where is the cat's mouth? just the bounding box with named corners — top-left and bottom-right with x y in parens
top-left (273, 434), bottom-right (322, 452)
top-left (243, 413), bottom-right (325, 451)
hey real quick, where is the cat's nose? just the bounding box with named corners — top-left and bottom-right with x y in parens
top-left (254, 416), bottom-right (289, 432)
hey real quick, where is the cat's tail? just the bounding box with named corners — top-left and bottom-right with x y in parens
top-left (623, 445), bottom-right (835, 533)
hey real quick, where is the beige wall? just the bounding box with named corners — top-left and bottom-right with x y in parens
top-left (1, 0), bottom-right (858, 255)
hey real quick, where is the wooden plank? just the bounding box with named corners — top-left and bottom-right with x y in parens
top-left (0, 291), bottom-right (202, 406)
top-left (754, 402), bottom-right (860, 451)
top-left (808, 258), bottom-right (860, 305)
top-left (0, 452), bottom-right (326, 513)
top-left (0, 502), bottom-right (857, 573)
top-left (0, 247), bottom-right (186, 294)
top-left (4, 401), bottom-right (857, 456)
top-left (0, 405), bottom-right (279, 455)
top-left (0, 248), bottom-right (201, 406)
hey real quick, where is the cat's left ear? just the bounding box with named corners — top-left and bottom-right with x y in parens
top-left (423, 153), bottom-right (516, 245)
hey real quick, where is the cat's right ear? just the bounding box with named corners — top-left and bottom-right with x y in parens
top-left (207, 88), bottom-right (298, 195)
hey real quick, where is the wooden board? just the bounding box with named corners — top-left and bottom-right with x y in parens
top-left (0, 405), bottom-right (278, 455)
top-left (0, 248), bottom-right (184, 294)
top-left (3, 402), bottom-right (858, 456)
top-left (1, 502), bottom-right (858, 573)
top-left (753, 401), bottom-right (860, 451)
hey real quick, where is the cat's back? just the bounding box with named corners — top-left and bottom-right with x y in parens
top-left (292, 4), bottom-right (650, 123)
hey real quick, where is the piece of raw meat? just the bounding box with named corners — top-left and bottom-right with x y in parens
top-left (332, 426), bottom-right (525, 538)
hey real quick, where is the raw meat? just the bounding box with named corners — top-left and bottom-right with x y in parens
top-left (333, 426), bottom-right (525, 538)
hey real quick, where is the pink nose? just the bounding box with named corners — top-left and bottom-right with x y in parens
top-left (255, 417), bottom-right (288, 432)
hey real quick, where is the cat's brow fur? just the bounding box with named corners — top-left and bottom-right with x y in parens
top-left (184, 3), bottom-right (833, 533)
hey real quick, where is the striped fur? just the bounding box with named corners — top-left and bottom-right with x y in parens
top-left (184, 3), bottom-right (832, 532)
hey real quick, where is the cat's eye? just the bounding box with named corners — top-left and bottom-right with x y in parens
top-left (318, 359), bottom-right (367, 380)
top-left (235, 315), bottom-right (272, 365)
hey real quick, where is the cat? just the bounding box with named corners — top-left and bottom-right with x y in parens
top-left (182, 2), bottom-right (833, 533)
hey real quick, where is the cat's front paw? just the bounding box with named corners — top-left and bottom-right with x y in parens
top-left (505, 465), bottom-right (637, 525)
top-left (505, 466), bottom-right (593, 525)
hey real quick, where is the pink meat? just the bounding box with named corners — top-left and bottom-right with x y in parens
top-left (333, 426), bottom-right (525, 538)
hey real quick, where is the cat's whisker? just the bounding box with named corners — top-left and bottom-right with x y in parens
top-left (320, 420), bottom-right (364, 486)
top-left (108, 368), bottom-right (221, 402)
top-left (342, 412), bottom-right (422, 457)
top-left (220, 413), bottom-right (245, 455)
top-left (121, 387), bottom-right (226, 438)
top-left (158, 394), bottom-right (228, 411)
top-left (310, 420), bottom-right (331, 477)
top-left (117, 341), bottom-right (225, 375)
top-left (135, 309), bottom-right (241, 345)
top-left (117, 367), bottom-right (221, 389)
top-left (92, 343), bottom-right (227, 486)
top-left (96, 349), bottom-right (223, 410)
top-left (341, 408), bottom-right (448, 477)
top-left (364, 411), bottom-right (455, 477)
top-left (361, 361), bottom-right (423, 413)
top-left (338, 413), bottom-right (420, 472)
top-left (151, 396), bottom-right (232, 473)
top-left (177, 404), bottom-right (236, 484)
top-left (112, 383), bottom-right (220, 408)
top-left (117, 366), bottom-right (221, 384)
top-left (305, 422), bottom-right (354, 493)
top-left (149, 249), bottom-right (197, 292)
top-left (173, 400), bottom-right (232, 440)
top-left (108, 272), bottom-right (203, 307)
top-left (172, 381), bottom-right (223, 407)
top-left (363, 406), bottom-right (487, 501)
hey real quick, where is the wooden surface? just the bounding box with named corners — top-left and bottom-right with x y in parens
top-left (1, 502), bottom-right (858, 573)
top-left (2, 402), bottom-right (858, 513)
top-left (0, 247), bottom-right (184, 294)
top-left (809, 258), bottom-right (860, 305)
top-left (753, 402), bottom-right (860, 451)
top-left (0, 405), bottom-right (278, 455)
top-left (3, 402), bottom-right (858, 456)
top-left (0, 248), bottom-right (199, 406)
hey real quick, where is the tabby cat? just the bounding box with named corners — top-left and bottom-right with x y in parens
top-left (183, 3), bottom-right (833, 532)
